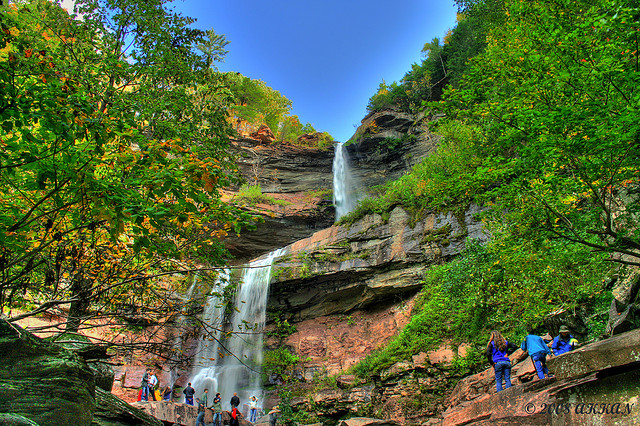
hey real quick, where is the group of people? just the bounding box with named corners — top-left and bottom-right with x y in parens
top-left (192, 389), bottom-right (268, 426)
top-left (139, 369), bottom-right (172, 402)
top-left (140, 377), bottom-right (280, 424)
top-left (486, 325), bottom-right (579, 392)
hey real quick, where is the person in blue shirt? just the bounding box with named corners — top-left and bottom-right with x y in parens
top-left (486, 330), bottom-right (517, 392)
top-left (552, 325), bottom-right (578, 355)
top-left (520, 325), bottom-right (552, 380)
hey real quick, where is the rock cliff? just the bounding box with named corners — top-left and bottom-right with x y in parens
top-left (224, 138), bottom-right (335, 262)
top-left (346, 109), bottom-right (440, 191)
top-left (267, 204), bottom-right (487, 321)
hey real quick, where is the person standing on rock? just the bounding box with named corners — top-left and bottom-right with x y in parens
top-left (183, 382), bottom-right (195, 405)
top-left (148, 370), bottom-right (159, 400)
top-left (196, 389), bottom-right (209, 426)
top-left (520, 325), bottom-right (552, 379)
top-left (230, 392), bottom-right (240, 410)
top-left (140, 370), bottom-right (150, 401)
top-left (212, 393), bottom-right (222, 426)
top-left (552, 325), bottom-right (578, 355)
top-left (249, 395), bottom-right (259, 422)
top-left (486, 330), bottom-right (517, 392)
top-left (162, 385), bottom-right (172, 401)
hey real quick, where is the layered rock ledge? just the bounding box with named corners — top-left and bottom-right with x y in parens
top-left (267, 205), bottom-right (487, 321)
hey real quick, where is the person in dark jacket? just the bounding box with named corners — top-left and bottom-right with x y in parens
top-left (230, 392), bottom-right (240, 409)
top-left (486, 330), bottom-right (517, 392)
top-left (183, 382), bottom-right (195, 405)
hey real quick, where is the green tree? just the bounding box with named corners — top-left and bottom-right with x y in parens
top-left (441, 0), bottom-right (640, 265)
top-left (0, 0), bottom-right (254, 337)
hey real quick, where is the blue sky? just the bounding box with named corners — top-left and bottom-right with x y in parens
top-left (171, 1), bottom-right (459, 142)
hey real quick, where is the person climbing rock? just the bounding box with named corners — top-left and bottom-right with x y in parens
top-left (486, 330), bottom-right (517, 392)
top-left (552, 325), bottom-right (578, 355)
top-left (521, 325), bottom-right (552, 379)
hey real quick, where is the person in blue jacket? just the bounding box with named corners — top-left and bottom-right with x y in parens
top-left (520, 325), bottom-right (552, 380)
top-left (552, 325), bottom-right (578, 355)
top-left (486, 330), bottom-right (517, 392)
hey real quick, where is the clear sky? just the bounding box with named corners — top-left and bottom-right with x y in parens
top-left (175, 1), bottom-right (460, 142)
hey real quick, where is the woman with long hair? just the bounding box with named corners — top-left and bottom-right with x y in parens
top-left (486, 330), bottom-right (516, 392)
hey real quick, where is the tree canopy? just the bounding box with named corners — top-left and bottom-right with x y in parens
top-left (0, 0), bottom-right (255, 342)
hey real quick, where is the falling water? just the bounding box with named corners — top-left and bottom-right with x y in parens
top-left (333, 142), bottom-right (360, 221)
top-left (190, 248), bottom-right (287, 410)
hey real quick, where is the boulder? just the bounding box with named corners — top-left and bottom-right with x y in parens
top-left (250, 124), bottom-right (276, 144)
top-left (0, 319), bottom-right (95, 426)
top-left (606, 272), bottom-right (640, 336)
top-left (338, 418), bottom-right (402, 426)
top-left (94, 388), bottom-right (163, 426)
top-left (0, 414), bottom-right (40, 425)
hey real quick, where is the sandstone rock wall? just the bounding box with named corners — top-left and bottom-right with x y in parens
top-left (267, 204), bottom-right (487, 321)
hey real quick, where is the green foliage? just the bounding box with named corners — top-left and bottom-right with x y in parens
top-left (263, 347), bottom-right (300, 376)
top-left (440, 0), bottom-right (640, 264)
top-left (234, 184), bottom-right (291, 207)
top-left (267, 318), bottom-right (297, 341)
top-left (0, 0), bottom-right (255, 332)
top-left (352, 239), bottom-right (612, 377)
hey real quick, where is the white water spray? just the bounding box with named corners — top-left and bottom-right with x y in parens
top-left (189, 248), bottom-right (287, 410)
top-left (333, 142), bottom-right (361, 221)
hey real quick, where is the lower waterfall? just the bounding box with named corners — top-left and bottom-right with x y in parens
top-left (189, 247), bottom-right (287, 411)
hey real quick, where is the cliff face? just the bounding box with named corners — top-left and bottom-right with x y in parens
top-left (225, 109), bottom-right (440, 262)
top-left (346, 109), bottom-right (440, 192)
top-left (267, 204), bottom-right (487, 321)
top-left (224, 138), bottom-right (336, 263)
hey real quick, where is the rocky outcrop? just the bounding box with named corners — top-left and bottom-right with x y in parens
top-left (250, 124), bottom-right (276, 144)
top-left (346, 109), bottom-right (440, 192)
top-left (606, 270), bottom-right (640, 336)
top-left (225, 138), bottom-right (335, 262)
top-left (94, 388), bottom-right (163, 426)
top-left (133, 401), bottom-right (196, 426)
top-left (0, 319), bottom-right (95, 426)
top-left (339, 418), bottom-right (402, 426)
top-left (436, 328), bottom-right (640, 425)
top-left (267, 205), bottom-right (487, 321)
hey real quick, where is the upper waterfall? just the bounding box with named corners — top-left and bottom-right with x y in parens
top-left (332, 142), bottom-right (361, 221)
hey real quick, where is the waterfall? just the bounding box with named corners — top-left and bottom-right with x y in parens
top-left (333, 142), bottom-right (360, 221)
top-left (189, 248), bottom-right (287, 410)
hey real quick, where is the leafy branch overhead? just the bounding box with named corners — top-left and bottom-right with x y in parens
top-left (0, 0), bottom-right (255, 337)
